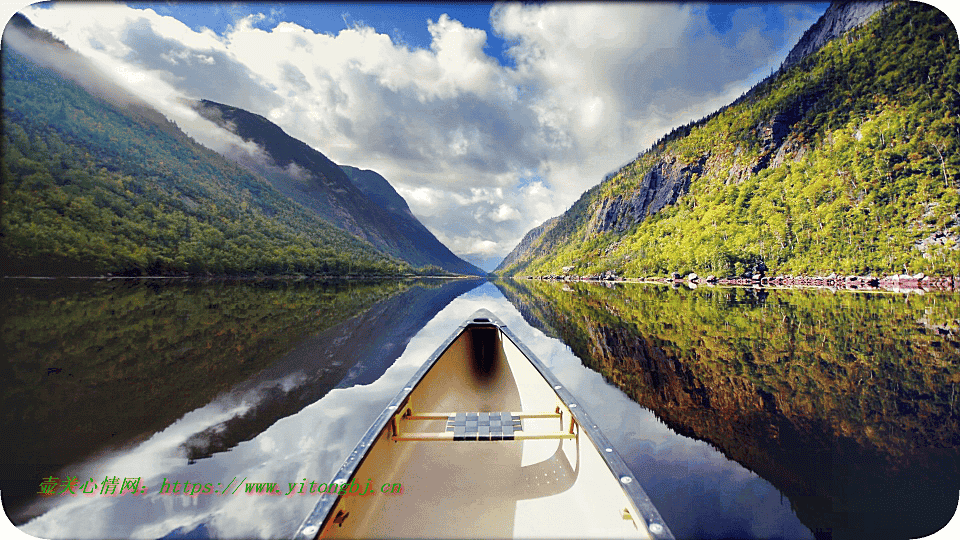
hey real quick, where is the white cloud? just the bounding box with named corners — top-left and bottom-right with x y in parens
top-left (490, 204), bottom-right (520, 222)
top-left (19, 2), bottom-right (825, 271)
top-left (440, 234), bottom-right (502, 257)
top-left (398, 185), bottom-right (439, 206)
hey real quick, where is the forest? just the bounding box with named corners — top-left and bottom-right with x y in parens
top-left (497, 3), bottom-right (960, 279)
top-left (1, 47), bottom-right (410, 277)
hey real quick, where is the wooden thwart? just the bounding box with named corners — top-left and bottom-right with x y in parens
top-left (403, 411), bottom-right (560, 420)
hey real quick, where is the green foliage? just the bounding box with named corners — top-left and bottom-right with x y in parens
top-left (1, 49), bottom-right (410, 276)
top-left (412, 264), bottom-right (454, 276)
top-left (500, 280), bottom-right (960, 438)
top-left (0, 278), bottom-right (411, 482)
top-left (500, 3), bottom-right (960, 278)
top-left (497, 278), bottom-right (960, 539)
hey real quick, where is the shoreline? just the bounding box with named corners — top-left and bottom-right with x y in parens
top-left (0, 274), bottom-right (485, 282)
top-left (519, 273), bottom-right (959, 293)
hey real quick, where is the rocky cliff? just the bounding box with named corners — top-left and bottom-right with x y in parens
top-left (495, 1), bottom-right (958, 279)
top-left (587, 154), bottom-right (708, 234)
top-left (781, 1), bottom-right (889, 71)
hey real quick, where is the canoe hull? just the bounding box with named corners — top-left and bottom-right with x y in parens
top-left (295, 310), bottom-right (674, 539)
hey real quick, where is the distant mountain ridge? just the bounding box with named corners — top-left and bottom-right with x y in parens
top-left (339, 164), bottom-right (487, 274)
top-left (496, 1), bottom-right (959, 278)
top-left (194, 99), bottom-right (486, 276)
top-left (498, 216), bottom-right (558, 272)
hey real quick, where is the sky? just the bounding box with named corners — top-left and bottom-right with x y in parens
top-left (1, 1), bottom-right (953, 271)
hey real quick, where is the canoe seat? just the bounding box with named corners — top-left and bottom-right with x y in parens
top-left (447, 411), bottom-right (522, 441)
top-left (391, 409), bottom-right (577, 442)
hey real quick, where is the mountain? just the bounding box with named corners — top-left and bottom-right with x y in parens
top-left (496, 278), bottom-right (960, 540)
top-left (495, 1), bottom-right (959, 279)
top-left (340, 165), bottom-right (416, 220)
top-left (1, 14), bottom-right (406, 276)
top-left (781, 1), bottom-right (888, 71)
top-left (339, 165), bottom-right (485, 275)
top-left (194, 99), bottom-right (486, 276)
top-left (497, 216), bottom-right (559, 272)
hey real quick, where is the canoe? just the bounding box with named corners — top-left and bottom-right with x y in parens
top-left (294, 309), bottom-right (675, 539)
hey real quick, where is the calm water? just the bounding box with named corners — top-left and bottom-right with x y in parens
top-left (2, 278), bottom-right (958, 539)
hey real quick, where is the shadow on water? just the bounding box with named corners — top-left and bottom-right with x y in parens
top-left (0, 277), bottom-right (484, 524)
top-left (497, 279), bottom-right (960, 540)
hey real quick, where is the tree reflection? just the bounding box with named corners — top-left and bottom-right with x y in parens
top-left (498, 279), bottom-right (960, 540)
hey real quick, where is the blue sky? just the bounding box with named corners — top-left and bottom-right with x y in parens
top-left (127, 2), bottom-right (517, 63)
top-left (5, 1), bottom-right (898, 270)
top-left (123, 2), bottom-right (828, 70)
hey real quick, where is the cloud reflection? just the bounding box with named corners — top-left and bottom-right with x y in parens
top-left (17, 282), bottom-right (810, 539)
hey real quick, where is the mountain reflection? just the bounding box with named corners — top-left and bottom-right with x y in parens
top-left (1, 277), bottom-right (481, 524)
top-left (497, 279), bottom-right (960, 540)
top-left (178, 277), bottom-right (484, 460)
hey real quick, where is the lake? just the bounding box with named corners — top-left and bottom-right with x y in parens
top-left (3, 278), bottom-right (958, 539)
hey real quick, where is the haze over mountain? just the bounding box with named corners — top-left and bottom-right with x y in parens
top-left (192, 99), bottom-right (485, 275)
top-left (4, 1), bottom-right (958, 279)
top-left (496, 1), bottom-right (959, 279)
top-left (1, 14), bottom-right (478, 277)
top-left (12, 2), bottom-right (838, 272)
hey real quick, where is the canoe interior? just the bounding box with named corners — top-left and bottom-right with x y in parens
top-left (312, 317), bottom-right (656, 539)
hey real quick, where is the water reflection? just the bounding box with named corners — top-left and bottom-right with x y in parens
top-left (2, 277), bottom-right (481, 531)
top-left (496, 279), bottom-right (960, 540)
top-left (12, 279), bottom-right (952, 539)
top-left (179, 279), bottom-right (484, 461)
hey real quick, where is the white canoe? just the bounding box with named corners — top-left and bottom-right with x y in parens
top-left (294, 309), bottom-right (674, 539)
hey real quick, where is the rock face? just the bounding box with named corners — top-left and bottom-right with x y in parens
top-left (589, 155), bottom-right (707, 234)
top-left (583, 0), bottom-right (890, 240)
top-left (781, 1), bottom-right (888, 71)
top-left (495, 1), bottom-right (908, 278)
top-left (496, 217), bottom-right (560, 272)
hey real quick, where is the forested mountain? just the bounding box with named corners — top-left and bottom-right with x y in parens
top-left (496, 1), bottom-right (960, 279)
top-left (496, 279), bottom-right (960, 540)
top-left (497, 216), bottom-right (559, 272)
top-left (1, 14), bottom-right (409, 276)
top-left (194, 99), bottom-right (485, 275)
